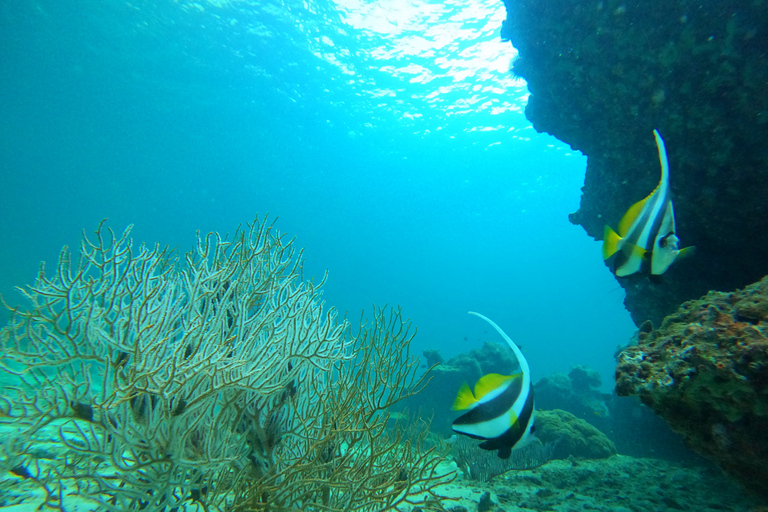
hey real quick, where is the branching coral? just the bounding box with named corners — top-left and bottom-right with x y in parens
top-left (0, 218), bottom-right (452, 511)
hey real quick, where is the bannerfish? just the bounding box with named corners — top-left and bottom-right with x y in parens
top-left (602, 129), bottom-right (694, 277)
top-left (451, 311), bottom-right (535, 459)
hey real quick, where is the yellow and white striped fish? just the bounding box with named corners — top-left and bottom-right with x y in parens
top-left (602, 129), bottom-right (694, 277)
top-left (451, 312), bottom-right (535, 460)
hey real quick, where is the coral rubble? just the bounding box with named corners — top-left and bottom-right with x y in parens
top-left (616, 276), bottom-right (768, 498)
top-left (501, 0), bottom-right (768, 325)
top-left (442, 455), bottom-right (759, 512)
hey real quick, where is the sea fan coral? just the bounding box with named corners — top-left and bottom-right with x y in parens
top-left (0, 218), bottom-right (451, 511)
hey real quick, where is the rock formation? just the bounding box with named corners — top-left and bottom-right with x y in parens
top-left (615, 277), bottom-right (768, 498)
top-left (501, 0), bottom-right (768, 326)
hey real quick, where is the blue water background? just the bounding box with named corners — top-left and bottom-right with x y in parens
top-left (0, 0), bottom-right (635, 389)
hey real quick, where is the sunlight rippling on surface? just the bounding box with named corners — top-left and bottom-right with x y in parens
top-left (325, 0), bottom-right (526, 131)
top-left (187, 0), bottom-right (528, 140)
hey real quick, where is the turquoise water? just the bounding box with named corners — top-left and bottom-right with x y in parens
top-left (0, 0), bottom-right (634, 388)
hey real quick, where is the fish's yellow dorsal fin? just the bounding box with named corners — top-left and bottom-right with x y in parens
top-left (602, 225), bottom-right (622, 260)
top-left (618, 196), bottom-right (651, 237)
top-left (473, 373), bottom-right (515, 401)
top-left (452, 382), bottom-right (476, 411)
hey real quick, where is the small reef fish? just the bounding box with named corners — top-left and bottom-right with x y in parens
top-left (451, 311), bottom-right (535, 459)
top-left (602, 129), bottom-right (694, 277)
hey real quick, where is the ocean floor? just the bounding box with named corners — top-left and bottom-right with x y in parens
top-left (431, 455), bottom-right (763, 512)
top-left (0, 453), bottom-right (762, 511)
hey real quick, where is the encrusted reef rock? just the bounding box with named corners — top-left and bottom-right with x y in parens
top-left (501, 0), bottom-right (768, 326)
top-left (615, 276), bottom-right (768, 498)
top-left (536, 409), bottom-right (617, 460)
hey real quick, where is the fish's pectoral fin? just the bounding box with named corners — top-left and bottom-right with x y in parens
top-left (677, 246), bottom-right (696, 260)
top-left (602, 225), bottom-right (622, 260)
top-left (508, 409), bottom-right (520, 427)
top-left (452, 382), bottom-right (476, 411)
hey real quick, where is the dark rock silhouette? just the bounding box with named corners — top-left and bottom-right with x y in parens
top-left (500, 0), bottom-right (768, 326)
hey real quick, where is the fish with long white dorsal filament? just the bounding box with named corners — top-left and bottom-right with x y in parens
top-left (451, 312), bottom-right (536, 460)
top-left (602, 129), bottom-right (695, 277)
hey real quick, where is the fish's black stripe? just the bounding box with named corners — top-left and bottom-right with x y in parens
top-left (624, 185), bottom-right (667, 250)
top-left (473, 388), bottom-right (535, 459)
top-left (496, 386), bottom-right (535, 447)
top-left (648, 199), bottom-right (673, 250)
top-left (453, 377), bottom-right (522, 426)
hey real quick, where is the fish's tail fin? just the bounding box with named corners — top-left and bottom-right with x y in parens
top-left (602, 225), bottom-right (622, 260)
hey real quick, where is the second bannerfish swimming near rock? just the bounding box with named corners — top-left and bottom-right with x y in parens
top-left (602, 129), bottom-right (695, 277)
top-left (451, 311), bottom-right (535, 459)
